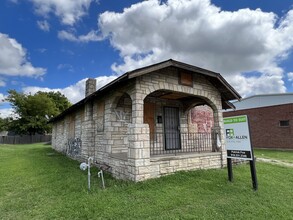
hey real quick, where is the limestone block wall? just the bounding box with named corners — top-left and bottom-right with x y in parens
top-left (95, 97), bottom-right (115, 160)
top-left (52, 120), bottom-right (67, 153)
top-left (149, 153), bottom-right (222, 179)
top-left (74, 110), bottom-right (83, 138)
top-left (99, 68), bottom-right (225, 181)
top-left (112, 94), bottom-right (132, 153)
top-left (138, 69), bottom-right (223, 132)
top-left (80, 103), bottom-right (95, 159)
top-left (136, 68), bottom-right (225, 152)
top-left (52, 108), bottom-right (84, 160)
top-left (91, 85), bottom-right (135, 180)
top-left (107, 157), bottom-right (129, 180)
top-left (127, 123), bottom-right (150, 181)
top-left (138, 68), bottom-right (222, 113)
top-left (51, 66), bottom-right (227, 182)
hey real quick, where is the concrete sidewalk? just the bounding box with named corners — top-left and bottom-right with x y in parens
top-left (256, 157), bottom-right (293, 168)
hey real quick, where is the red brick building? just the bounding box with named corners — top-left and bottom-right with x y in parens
top-left (224, 94), bottom-right (293, 150)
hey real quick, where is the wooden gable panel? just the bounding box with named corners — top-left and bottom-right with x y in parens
top-left (179, 72), bottom-right (193, 87)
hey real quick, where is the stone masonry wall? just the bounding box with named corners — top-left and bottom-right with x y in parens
top-left (138, 68), bottom-right (225, 138)
top-left (149, 153), bottom-right (222, 179)
top-left (125, 67), bottom-right (226, 181)
top-left (111, 94), bottom-right (132, 154)
top-left (52, 66), bottom-right (227, 181)
top-left (94, 84), bottom-right (135, 180)
top-left (52, 108), bottom-right (84, 160)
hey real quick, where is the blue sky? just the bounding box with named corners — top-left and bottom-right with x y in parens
top-left (0, 0), bottom-right (293, 117)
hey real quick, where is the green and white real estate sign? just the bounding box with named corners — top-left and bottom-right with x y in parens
top-left (224, 115), bottom-right (253, 160)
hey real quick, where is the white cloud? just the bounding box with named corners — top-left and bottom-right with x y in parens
top-left (0, 94), bottom-right (13, 119)
top-left (30, 0), bottom-right (95, 26)
top-left (287, 72), bottom-right (293, 81)
top-left (0, 75), bottom-right (116, 118)
top-left (57, 63), bottom-right (74, 72)
top-left (98, 0), bottom-right (293, 96)
top-left (0, 78), bottom-right (6, 87)
top-left (58, 30), bottom-right (102, 42)
top-left (0, 108), bottom-right (14, 119)
top-left (0, 33), bottom-right (46, 76)
top-left (9, 0), bottom-right (18, 3)
top-left (57, 30), bottom-right (77, 42)
top-left (61, 49), bottom-right (74, 56)
top-left (22, 75), bottom-right (117, 104)
top-left (36, 48), bottom-right (47, 53)
top-left (229, 72), bottom-right (285, 97)
top-left (37, 20), bottom-right (50, 32)
top-left (0, 93), bottom-right (7, 103)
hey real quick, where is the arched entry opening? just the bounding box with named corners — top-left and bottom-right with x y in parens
top-left (143, 90), bottom-right (219, 156)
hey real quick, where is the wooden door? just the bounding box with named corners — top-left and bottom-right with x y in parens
top-left (144, 102), bottom-right (155, 140)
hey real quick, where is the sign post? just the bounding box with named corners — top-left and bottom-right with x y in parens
top-left (224, 115), bottom-right (258, 190)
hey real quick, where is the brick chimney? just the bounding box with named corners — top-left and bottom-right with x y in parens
top-left (85, 78), bottom-right (97, 97)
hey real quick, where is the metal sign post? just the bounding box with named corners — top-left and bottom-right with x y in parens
top-left (224, 115), bottom-right (258, 191)
top-left (227, 158), bottom-right (233, 182)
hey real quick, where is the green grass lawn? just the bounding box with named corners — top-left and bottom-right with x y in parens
top-left (0, 144), bottom-right (292, 220)
top-left (254, 148), bottom-right (293, 163)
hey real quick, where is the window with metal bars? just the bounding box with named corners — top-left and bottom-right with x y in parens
top-left (279, 120), bottom-right (289, 127)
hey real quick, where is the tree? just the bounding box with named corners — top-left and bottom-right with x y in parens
top-left (0, 118), bottom-right (10, 132)
top-left (38, 91), bottom-right (71, 112)
top-left (5, 90), bottom-right (71, 135)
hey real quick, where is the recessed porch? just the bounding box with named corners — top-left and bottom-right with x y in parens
top-left (144, 89), bottom-right (220, 157)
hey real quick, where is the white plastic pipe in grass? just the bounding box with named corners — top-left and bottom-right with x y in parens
top-left (87, 157), bottom-right (92, 191)
top-left (98, 170), bottom-right (105, 189)
top-left (79, 157), bottom-right (93, 191)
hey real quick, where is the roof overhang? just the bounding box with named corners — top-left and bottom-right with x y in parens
top-left (50, 59), bottom-right (241, 123)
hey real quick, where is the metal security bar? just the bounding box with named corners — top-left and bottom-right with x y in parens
top-left (150, 132), bottom-right (215, 156)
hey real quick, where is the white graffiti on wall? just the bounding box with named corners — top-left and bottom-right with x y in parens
top-left (67, 138), bottom-right (82, 156)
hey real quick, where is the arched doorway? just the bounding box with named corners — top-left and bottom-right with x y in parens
top-left (143, 90), bottom-right (218, 155)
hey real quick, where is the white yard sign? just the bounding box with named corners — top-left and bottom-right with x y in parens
top-left (224, 115), bottom-right (253, 160)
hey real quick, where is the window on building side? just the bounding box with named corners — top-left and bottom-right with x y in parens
top-left (279, 120), bottom-right (289, 127)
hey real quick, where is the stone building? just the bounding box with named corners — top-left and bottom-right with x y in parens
top-left (50, 59), bottom-right (241, 181)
